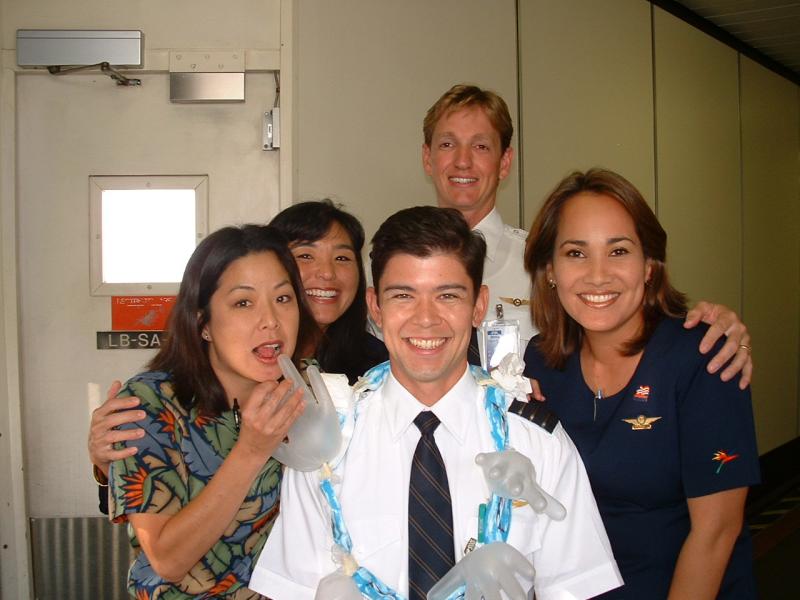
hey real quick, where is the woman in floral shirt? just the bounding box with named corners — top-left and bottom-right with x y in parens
top-left (109, 224), bottom-right (318, 599)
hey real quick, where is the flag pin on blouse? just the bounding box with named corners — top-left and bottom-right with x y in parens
top-left (622, 414), bottom-right (662, 430)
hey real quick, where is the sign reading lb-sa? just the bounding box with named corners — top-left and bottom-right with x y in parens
top-left (97, 331), bottom-right (164, 349)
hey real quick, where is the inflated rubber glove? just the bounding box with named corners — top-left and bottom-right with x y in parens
top-left (476, 449), bottom-right (567, 521)
top-left (271, 354), bottom-right (342, 471)
top-left (427, 542), bottom-right (535, 600)
top-left (314, 571), bottom-right (362, 600)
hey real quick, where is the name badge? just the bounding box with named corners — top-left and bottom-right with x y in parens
top-left (478, 304), bottom-right (520, 371)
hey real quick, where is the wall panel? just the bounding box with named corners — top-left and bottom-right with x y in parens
top-left (518, 0), bottom-right (655, 225)
top-left (740, 57), bottom-right (800, 452)
top-left (654, 7), bottom-right (741, 310)
top-left (294, 0), bottom-right (518, 239)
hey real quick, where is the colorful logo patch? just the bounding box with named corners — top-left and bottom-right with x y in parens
top-left (633, 385), bottom-right (650, 401)
top-left (712, 450), bottom-right (740, 474)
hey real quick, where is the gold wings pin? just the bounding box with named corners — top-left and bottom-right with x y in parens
top-left (499, 296), bottom-right (530, 307)
top-left (622, 415), bottom-right (662, 430)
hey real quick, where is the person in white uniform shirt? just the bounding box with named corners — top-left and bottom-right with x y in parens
top-left (422, 85), bottom-right (533, 346)
top-left (421, 84), bottom-right (754, 384)
top-left (249, 206), bottom-right (623, 600)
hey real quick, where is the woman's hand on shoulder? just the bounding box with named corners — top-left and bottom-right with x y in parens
top-left (684, 301), bottom-right (752, 389)
top-left (236, 379), bottom-right (305, 460)
top-left (529, 378), bottom-right (546, 402)
top-left (88, 380), bottom-right (147, 477)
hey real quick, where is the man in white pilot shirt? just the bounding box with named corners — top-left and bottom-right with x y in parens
top-left (249, 206), bottom-right (622, 600)
top-left (422, 84), bottom-right (535, 346)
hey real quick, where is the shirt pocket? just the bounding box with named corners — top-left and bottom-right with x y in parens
top-left (347, 515), bottom-right (403, 577)
top-left (505, 508), bottom-right (541, 558)
top-left (465, 509), bottom-right (541, 559)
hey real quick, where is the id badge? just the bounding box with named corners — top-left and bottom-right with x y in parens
top-left (478, 304), bottom-right (520, 371)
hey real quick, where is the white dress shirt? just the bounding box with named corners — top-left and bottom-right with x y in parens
top-left (250, 368), bottom-right (621, 600)
top-left (474, 208), bottom-right (537, 346)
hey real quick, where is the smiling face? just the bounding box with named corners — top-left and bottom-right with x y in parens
top-left (422, 107), bottom-right (513, 228)
top-left (367, 252), bottom-right (488, 405)
top-left (203, 250), bottom-right (299, 402)
top-left (289, 222), bottom-right (359, 330)
top-left (548, 193), bottom-right (651, 344)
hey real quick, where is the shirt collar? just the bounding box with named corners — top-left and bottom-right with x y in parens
top-left (472, 208), bottom-right (503, 263)
top-left (383, 367), bottom-right (478, 446)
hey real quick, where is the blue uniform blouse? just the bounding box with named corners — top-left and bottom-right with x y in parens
top-left (523, 317), bottom-right (760, 599)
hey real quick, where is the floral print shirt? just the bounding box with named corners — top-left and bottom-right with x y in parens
top-left (109, 371), bottom-right (280, 599)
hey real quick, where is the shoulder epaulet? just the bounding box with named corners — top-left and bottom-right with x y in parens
top-left (503, 224), bottom-right (528, 242)
top-left (507, 400), bottom-right (559, 434)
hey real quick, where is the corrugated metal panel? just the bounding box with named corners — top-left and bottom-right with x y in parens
top-left (676, 0), bottom-right (800, 76)
top-left (30, 517), bottom-right (134, 600)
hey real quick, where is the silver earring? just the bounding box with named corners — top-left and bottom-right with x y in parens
top-left (548, 279), bottom-right (556, 289)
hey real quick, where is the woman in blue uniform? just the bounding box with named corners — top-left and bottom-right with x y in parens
top-left (522, 169), bottom-right (759, 599)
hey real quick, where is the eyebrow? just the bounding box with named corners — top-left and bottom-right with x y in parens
top-left (382, 283), bottom-right (469, 293)
top-left (226, 278), bottom-right (291, 293)
top-left (559, 236), bottom-right (636, 248)
top-left (434, 131), bottom-right (493, 143)
top-left (291, 241), bottom-right (356, 252)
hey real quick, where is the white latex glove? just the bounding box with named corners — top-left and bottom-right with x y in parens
top-left (271, 354), bottom-right (342, 471)
top-left (427, 542), bottom-right (535, 600)
top-left (314, 571), bottom-right (362, 600)
top-left (476, 449), bottom-right (567, 521)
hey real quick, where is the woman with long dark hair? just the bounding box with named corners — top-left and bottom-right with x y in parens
top-left (108, 224), bottom-right (317, 599)
top-left (269, 199), bottom-right (387, 383)
top-left (90, 201), bottom-right (386, 513)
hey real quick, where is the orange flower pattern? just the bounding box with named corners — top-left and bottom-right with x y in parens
top-left (120, 465), bottom-right (149, 508)
top-left (109, 371), bottom-right (280, 599)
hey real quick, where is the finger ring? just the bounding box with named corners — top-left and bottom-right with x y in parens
top-left (739, 344), bottom-right (751, 353)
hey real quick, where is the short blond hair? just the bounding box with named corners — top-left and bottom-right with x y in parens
top-left (423, 84), bottom-right (513, 151)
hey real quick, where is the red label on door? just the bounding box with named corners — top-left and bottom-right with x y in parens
top-left (112, 296), bottom-right (176, 331)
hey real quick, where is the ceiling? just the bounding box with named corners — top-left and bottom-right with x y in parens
top-left (670, 0), bottom-right (800, 82)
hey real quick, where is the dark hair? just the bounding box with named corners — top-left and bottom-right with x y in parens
top-left (269, 200), bottom-right (377, 381)
top-left (423, 84), bottom-right (514, 152)
top-left (525, 168), bottom-right (687, 368)
top-left (370, 206), bottom-right (486, 296)
top-left (149, 224), bottom-right (318, 415)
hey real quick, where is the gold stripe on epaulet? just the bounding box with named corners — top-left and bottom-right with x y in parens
top-left (507, 399), bottom-right (559, 434)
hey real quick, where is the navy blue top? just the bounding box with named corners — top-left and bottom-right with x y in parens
top-left (523, 317), bottom-right (759, 599)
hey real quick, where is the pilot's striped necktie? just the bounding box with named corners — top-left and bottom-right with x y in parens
top-left (408, 411), bottom-right (455, 600)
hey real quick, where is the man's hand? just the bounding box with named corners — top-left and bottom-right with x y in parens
top-left (88, 381), bottom-right (146, 477)
top-left (476, 449), bottom-right (566, 521)
top-left (427, 542), bottom-right (534, 600)
top-left (685, 301), bottom-right (752, 389)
